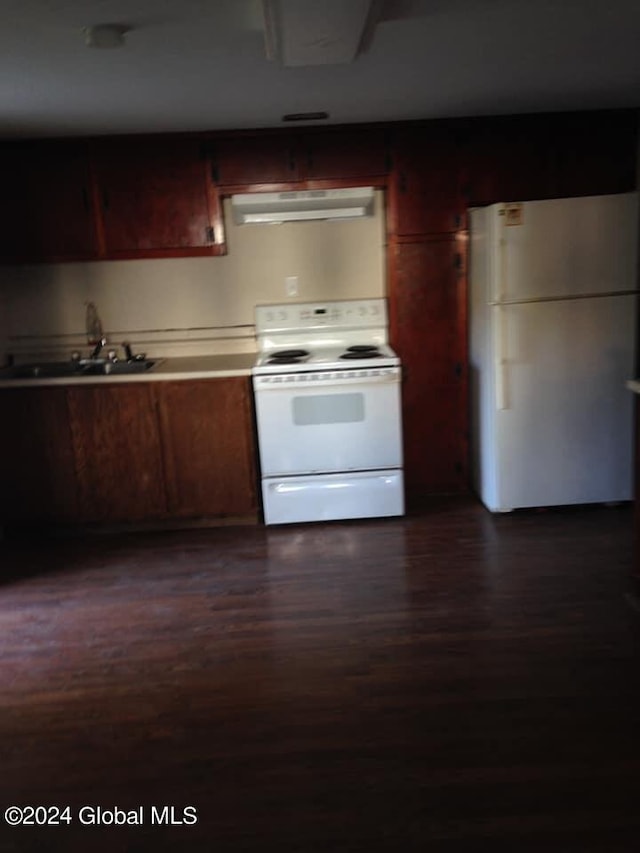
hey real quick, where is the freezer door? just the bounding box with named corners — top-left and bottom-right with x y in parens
top-left (495, 193), bottom-right (639, 302)
top-left (487, 295), bottom-right (636, 511)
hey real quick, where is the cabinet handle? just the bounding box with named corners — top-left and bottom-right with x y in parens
top-left (205, 226), bottom-right (214, 243)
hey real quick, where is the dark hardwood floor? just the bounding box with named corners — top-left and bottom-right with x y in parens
top-left (0, 498), bottom-right (639, 852)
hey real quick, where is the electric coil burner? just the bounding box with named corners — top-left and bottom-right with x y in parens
top-left (266, 348), bottom-right (310, 365)
top-left (252, 298), bottom-right (405, 525)
top-left (340, 345), bottom-right (384, 359)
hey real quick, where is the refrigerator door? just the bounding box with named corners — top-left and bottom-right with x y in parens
top-left (494, 193), bottom-right (638, 302)
top-left (489, 294), bottom-right (636, 511)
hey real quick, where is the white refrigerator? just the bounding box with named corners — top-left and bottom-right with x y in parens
top-left (469, 192), bottom-right (638, 512)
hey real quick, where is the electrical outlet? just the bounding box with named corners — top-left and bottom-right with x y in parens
top-left (286, 276), bottom-right (298, 297)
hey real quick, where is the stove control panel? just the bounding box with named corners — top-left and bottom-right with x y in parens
top-left (255, 298), bottom-right (387, 334)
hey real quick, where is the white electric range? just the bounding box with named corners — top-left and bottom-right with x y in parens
top-left (252, 298), bottom-right (404, 525)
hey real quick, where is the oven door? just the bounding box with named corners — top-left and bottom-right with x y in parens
top-left (253, 367), bottom-right (402, 477)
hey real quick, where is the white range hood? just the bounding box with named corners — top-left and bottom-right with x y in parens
top-left (230, 187), bottom-right (374, 224)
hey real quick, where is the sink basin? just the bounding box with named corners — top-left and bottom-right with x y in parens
top-left (0, 358), bottom-right (160, 380)
top-left (81, 359), bottom-right (159, 375)
top-left (0, 361), bottom-right (85, 379)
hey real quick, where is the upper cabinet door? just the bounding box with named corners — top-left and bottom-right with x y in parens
top-left (464, 116), bottom-right (558, 207)
top-left (301, 129), bottom-right (389, 181)
top-left (389, 125), bottom-right (466, 236)
top-left (553, 111), bottom-right (638, 199)
top-left (464, 110), bottom-right (637, 206)
top-left (210, 128), bottom-right (389, 186)
top-left (91, 135), bottom-right (222, 257)
top-left (211, 134), bottom-right (299, 187)
top-left (0, 140), bottom-right (98, 263)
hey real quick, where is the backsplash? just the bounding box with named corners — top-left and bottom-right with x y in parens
top-left (0, 192), bottom-right (386, 363)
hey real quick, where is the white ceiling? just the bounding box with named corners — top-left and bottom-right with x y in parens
top-left (2, 0), bottom-right (640, 139)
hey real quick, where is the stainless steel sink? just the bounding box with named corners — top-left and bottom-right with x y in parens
top-left (0, 361), bottom-right (85, 379)
top-left (0, 358), bottom-right (160, 380)
top-left (81, 359), bottom-right (159, 375)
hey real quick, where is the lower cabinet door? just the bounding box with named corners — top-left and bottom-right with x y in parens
top-left (66, 384), bottom-right (167, 522)
top-left (0, 387), bottom-right (78, 522)
top-left (155, 378), bottom-right (258, 518)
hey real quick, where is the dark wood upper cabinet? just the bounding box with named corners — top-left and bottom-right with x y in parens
top-left (464, 115), bottom-right (558, 207)
top-left (211, 134), bottom-right (299, 186)
top-left (552, 111), bottom-right (638, 199)
top-left (90, 135), bottom-right (223, 258)
top-left (464, 110), bottom-right (638, 206)
top-left (211, 127), bottom-right (389, 187)
top-left (2, 110), bottom-right (634, 264)
top-left (389, 125), bottom-right (466, 236)
top-left (0, 140), bottom-right (98, 263)
top-left (302, 128), bottom-right (389, 180)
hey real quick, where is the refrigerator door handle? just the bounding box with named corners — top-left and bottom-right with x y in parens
top-left (494, 305), bottom-right (508, 411)
top-left (495, 357), bottom-right (508, 411)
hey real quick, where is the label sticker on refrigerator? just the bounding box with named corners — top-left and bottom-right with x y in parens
top-left (501, 203), bottom-right (523, 226)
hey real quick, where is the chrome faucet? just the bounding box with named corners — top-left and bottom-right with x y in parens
top-left (89, 336), bottom-right (107, 360)
top-left (122, 341), bottom-right (147, 362)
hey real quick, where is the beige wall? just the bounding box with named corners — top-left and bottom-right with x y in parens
top-left (1, 191), bottom-right (386, 361)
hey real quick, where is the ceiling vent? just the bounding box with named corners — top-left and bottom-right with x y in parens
top-left (231, 187), bottom-right (375, 224)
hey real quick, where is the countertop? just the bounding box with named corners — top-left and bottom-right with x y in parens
top-left (0, 353), bottom-right (257, 389)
